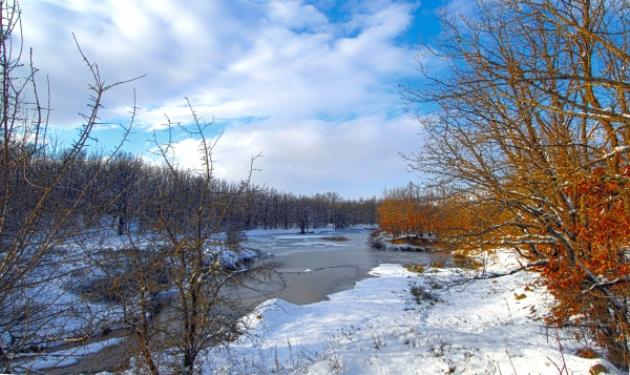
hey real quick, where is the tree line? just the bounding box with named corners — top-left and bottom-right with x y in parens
top-left (44, 151), bottom-right (377, 236)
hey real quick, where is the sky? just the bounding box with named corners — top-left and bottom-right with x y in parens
top-left (21, 0), bottom-right (464, 198)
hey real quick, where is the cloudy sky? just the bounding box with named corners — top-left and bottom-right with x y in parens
top-left (22, 0), bottom-right (458, 198)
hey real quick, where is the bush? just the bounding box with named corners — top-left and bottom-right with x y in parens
top-left (404, 264), bottom-right (425, 274)
top-left (410, 285), bottom-right (439, 305)
top-left (576, 347), bottom-right (600, 359)
top-left (452, 253), bottom-right (482, 270)
top-left (368, 230), bottom-right (385, 249)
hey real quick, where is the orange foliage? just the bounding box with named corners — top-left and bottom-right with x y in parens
top-left (377, 197), bottom-right (428, 237)
top-left (541, 166), bottom-right (630, 366)
top-left (382, 169), bottom-right (630, 364)
top-left (377, 193), bottom-right (505, 251)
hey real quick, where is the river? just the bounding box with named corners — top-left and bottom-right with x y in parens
top-left (243, 229), bottom-right (443, 304)
top-left (44, 229), bottom-right (442, 373)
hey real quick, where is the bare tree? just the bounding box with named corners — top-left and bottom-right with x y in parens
top-left (406, 0), bottom-right (629, 368)
top-left (90, 100), bottom-right (270, 375)
top-left (0, 0), bottom-right (139, 369)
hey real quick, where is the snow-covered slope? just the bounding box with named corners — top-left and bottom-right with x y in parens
top-left (201, 252), bottom-right (622, 374)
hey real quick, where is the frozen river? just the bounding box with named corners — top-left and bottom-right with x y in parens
top-left (243, 229), bottom-right (443, 304)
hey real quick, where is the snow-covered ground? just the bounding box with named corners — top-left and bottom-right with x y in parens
top-left (23, 228), bottom-right (624, 374)
top-left (27, 338), bottom-right (123, 371)
top-left (12, 227), bottom-right (269, 372)
top-left (199, 250), bottom-right (622, 374)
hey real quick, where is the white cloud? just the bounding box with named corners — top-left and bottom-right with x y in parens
top-left (268, 1), bottom-right (329, 30)
top-left (20, 0), bottom-right (428, 197)
top-left (163, 114), bottom-right (421, 198)
top-left (23, 0), bottom-right (421, 124)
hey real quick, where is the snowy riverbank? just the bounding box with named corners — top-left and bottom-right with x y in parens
top-left (17, 229), bottom-right (270, 372)
top-left (200, 250), bottom-right (622, 374)
top-left (369, 230), bottom-right (436, 252)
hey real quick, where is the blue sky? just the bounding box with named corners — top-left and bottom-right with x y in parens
top-left (22, 0), bottom-right (465, 198)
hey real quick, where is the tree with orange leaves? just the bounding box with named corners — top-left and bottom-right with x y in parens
top-left (377, 186), bottom-right (442, 239)
top-left (407, 0), bottom-right (629, 368)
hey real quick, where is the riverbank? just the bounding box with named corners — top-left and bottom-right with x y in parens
top-left (21, 228), bottom-right (379, 373)
top-left (17, 228), bottom-right (271, 373)
top-left (28, 230), bottom-right (623, 374)
top-left (369, 230), bottom-right (436, 251)
top-left (199, 250), bottom-right (622, 374)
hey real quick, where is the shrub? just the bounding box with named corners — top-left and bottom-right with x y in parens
top-left (410, 285), bottom-right (439, 305)
top-left (404, 264), bottom-right (425, 274)
top-left (576, 347), bottom-right (600, 359)
top-left (368, 230), bottom-right (385, 249)
top-left (452, 253), bottom-right (482, 270)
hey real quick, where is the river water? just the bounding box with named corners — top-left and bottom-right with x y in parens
top-left (241, 229), bottom-right (443, 304)
top-left (45, 229), bottom-right (441, 373)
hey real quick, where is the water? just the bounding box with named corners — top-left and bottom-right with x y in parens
top-left (243, 229), bottom-right (443, 304)
top-left (44, 229), bottom-right (440, 373)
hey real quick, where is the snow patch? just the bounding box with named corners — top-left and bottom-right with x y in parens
top-left (23, 338), bottom-right (123, 371)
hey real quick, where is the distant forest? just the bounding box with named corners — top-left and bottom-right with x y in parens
top-left (10, 149), bottom-right (377, 236)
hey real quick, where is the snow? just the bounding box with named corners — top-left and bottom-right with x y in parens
top-left (33, 228), bottom-right (623, 374)
top-left (6, 227), bottom-right (269, 362)
top-left (199, 250), bottom-right (623, 374)
top-left (22, 337), bottom-right (123, 371)
top-left (207, 246), bottom-right (265, 269)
